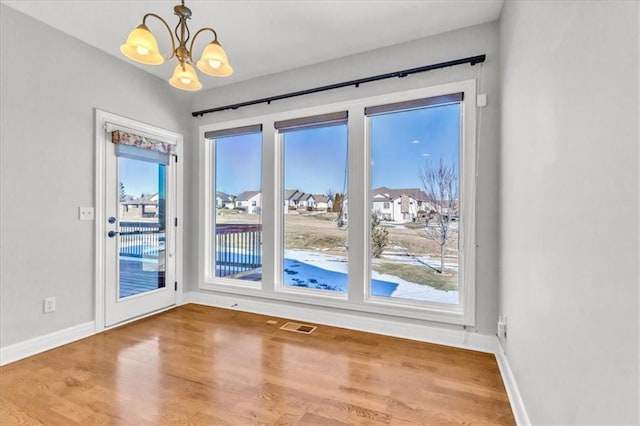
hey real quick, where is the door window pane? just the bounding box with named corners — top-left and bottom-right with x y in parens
top-left (213, 131), bottom-right (262, 282)
top-left (369, 103), bottom-right (460, 304)
top-left (282, 124), bottom-right (348, 293)
top-left (118, 158), bottom-right (166, 298)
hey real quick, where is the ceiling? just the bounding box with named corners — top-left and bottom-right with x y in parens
top-left (1, 0), bottom-right (504, 91)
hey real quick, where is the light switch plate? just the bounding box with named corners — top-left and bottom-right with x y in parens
top-left (79, 207), bottom-right (95, 220)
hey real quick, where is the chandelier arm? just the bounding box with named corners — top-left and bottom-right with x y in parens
top-left (188, 27), bottom-right (218, 62)
top-left (142, 13), bottom-right (177, 60)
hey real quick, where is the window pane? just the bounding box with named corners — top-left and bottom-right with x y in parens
top-left (118, 158), bottom-right (166, 298)
top-left (282, 124), bottom-right (348, 293)
top-left (213, 131), bottom-right (262, 282)
top-left (369, 103), bottom-right (460, 304)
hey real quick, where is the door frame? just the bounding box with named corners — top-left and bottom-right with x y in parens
top-left (94, 109), bottom-right (183, 332)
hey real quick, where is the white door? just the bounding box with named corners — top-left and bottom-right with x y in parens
top-left (101, 119), bottom-right (178, 327)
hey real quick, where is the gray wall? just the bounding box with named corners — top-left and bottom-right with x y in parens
top-left (187, 22), bottom-right (501, 335)
top-left (499, 1), bottom-right (639, 424)
top-left (0, 5), bottom-right (191, 347)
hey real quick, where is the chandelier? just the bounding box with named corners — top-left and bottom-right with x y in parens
top-left (120, 0), bottom-right (233, 91)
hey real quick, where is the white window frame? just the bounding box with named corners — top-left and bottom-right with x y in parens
top-left (199, 79), bottom-right (476, 326)
top-left (201, 128), bottom-right (264, 290)
top-left (275, 120), bottom-right (350, 300)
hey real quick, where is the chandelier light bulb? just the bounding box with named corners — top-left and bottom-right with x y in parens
top-left (120, 24), bottom-right (163, 65)
top-left (169, 62), bottom-right (202, 91)
top-left (197, 40), bottom-right (233, 77)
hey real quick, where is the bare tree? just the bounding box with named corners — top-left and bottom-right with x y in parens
top-left (326, 188), bottom-right (335, 200)
top-left (418, 157), bottom-right (458, 274)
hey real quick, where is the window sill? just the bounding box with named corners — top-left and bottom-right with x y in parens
top-left (199, 280), bottom-right (471, 326)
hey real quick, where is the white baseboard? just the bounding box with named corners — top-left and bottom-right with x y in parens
top-left (495, 347), bottom-right (531, 426)
top-left (0, 322), bottom-right (95, 366)
top-left (184, 291), bottom-right (497, 353)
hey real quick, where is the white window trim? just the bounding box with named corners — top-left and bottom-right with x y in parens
top-left (199, 79), bottom-right (476, 326)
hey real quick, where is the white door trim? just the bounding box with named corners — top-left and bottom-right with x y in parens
top-left (94, 109), bottom-right (184, 332)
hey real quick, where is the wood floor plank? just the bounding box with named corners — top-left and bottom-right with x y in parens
top-left (0, 397), bottom-right (46, 425)
top-left (0, 304), bottom-right (515, 425)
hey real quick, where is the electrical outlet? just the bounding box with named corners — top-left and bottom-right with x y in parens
top-left (78, 207), bottom-right (95, 221)
top-left (43, 297), bottom-right (56, 313)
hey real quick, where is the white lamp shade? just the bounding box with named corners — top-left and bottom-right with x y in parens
top-left (196, 41), bottom-right (234, 77)
top-left (120, 24), bottom-right (164, 65)
top-left (169, 63), bottom-right (203, 91)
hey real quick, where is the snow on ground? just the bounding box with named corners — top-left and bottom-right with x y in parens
top-left (285, 250), bottom-right (348, 273)
top-left (284, 249), bottom-right (458, 304)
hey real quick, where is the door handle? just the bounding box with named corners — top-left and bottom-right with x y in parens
top-left (108, 230), bottom-right (119, 238)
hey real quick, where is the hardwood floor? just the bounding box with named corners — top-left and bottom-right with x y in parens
top-left (0, 304), bottom-right (515, 425)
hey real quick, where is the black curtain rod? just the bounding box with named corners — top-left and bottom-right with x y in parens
top-left (191, 54), bottom-right (486, 117)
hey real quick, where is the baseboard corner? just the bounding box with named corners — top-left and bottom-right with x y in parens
top-left (495, 346), bottom-right (531, 426)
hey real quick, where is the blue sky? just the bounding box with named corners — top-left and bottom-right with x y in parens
top-left (215, 132), bottom-right (262, 195)
top-left (283, 125), bottom-right (348, 194)
top-left (216, 103), bottom-right (460, 196)
top-left (214, 128), bottom-right (350, 195)
top-left (119, 158), bottom-right (162, 198)
top-left (371, 103), bottom-right (460, 189)
top-left (125, 103), bottom-right (460, 197)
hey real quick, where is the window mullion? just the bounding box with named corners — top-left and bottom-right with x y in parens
top-left (347, 107), bottom-right (366, 304)
top-left (262, 123), bottom-right (277, 293)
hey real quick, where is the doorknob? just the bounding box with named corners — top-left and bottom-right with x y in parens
top-left (108, 216), bottom-right (116, 224)
top-left (108, 230), bottom-right (119, 238)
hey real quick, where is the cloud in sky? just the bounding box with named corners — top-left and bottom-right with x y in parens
top-left (411, 140), bottom-right (420, 144)
top-left (421, 153), bottom-right (430, 157)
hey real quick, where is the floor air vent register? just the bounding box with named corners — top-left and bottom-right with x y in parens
top-left (279, 322), bottom-right (317, 334)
